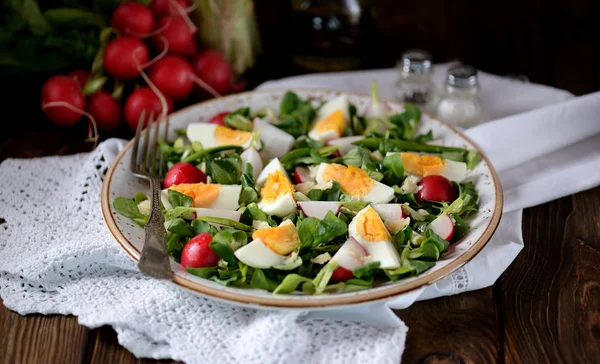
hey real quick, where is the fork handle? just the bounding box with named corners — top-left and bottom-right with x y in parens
top-left (138, 177), bottom-right (173, 279)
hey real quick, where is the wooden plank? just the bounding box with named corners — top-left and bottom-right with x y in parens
top-left (85, 326), bottom-right (180, 364)
top-left (0, 303), bottom-right (89, 364)
top-left (500, 187), bottom-right (600, 362)
top-left (396, 288), bottom-right (500, 363)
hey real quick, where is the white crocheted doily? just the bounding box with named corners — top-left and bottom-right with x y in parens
top-left (0, 139), bottom-right (407, 364)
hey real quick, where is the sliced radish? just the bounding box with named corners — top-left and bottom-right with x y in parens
top-left (241, 147), bottom-right (263, 181)
top-left (297, 201), bottom-right (341, 220)
top-left (253, 117), bottom-right (295, 159)
top-left (293, 166), bottom-right (315, 184)
top-left (428, 213), bottom-right (454, 241)
top-left (192, 208), bottom-right (242, 221)
top-left (327, 136), bottom-right (365, 155)
top-left (332, 237), bottom-right (368, 271)
top-left (372, 203), bottom-right (405, 221)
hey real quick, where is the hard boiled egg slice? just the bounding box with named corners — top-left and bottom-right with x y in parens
top-left (257, 169), bottom-right (297, 217)
top-left (256, 157), bottom-right (288, 189)
top-left (168, 183), bottom-right (241, 210)
top-left (314, 163), bottom-right (394, 204)
top-left (348, 206), bottom-right (401, 269)
top-left (317, 95), bottom-right (351, 122)
top-left (395, 152), bottom-right (467, 182)
top-left (234, 220), bottom-right (300, 269)
top-left (186, 123), bottom-right (253, 149)
top-left (307, 95), bottom-right (351, 142)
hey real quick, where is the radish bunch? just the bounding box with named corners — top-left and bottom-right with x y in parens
top-left (40, 0), bottom-right (236, 139)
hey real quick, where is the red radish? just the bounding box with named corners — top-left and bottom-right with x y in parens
top-left (87, 91), bottom-right (123, 131)
top-left (417, 175), bottom-right (458, 203)
top-left (181, 232), bottom-right (220, 268)
top-left (331, 266), bottom-right (354, 281)
top-left (193, 50), bottom-right (232, 96)
top-left (297, 201), bottom-right (341, 220)
top-left (148, 55), bottom-right (198, 102)
top-left (181, 38), bottom-right (199, 59)
top-left (192, 208), bottom-right (242, 221)
top-left (111, 2), bottom-right (154, 37)
top-left (151, 16), bottom-right (194, 56)
top-left (70, 70), bottom-right (90, 89)
top-left (240, 147), bottom-right (263, 181)
top-left (428, 213), bottom-right (454, 241)
top-left (41, 75), bottom-right (86, 126)
top-left (330, 237), bottom-right (368, 281)
top-left (372, 204), bottom-right (405, 221)
top-left (103, 36), bottom-right (149, 80)
top-left (327, 136), bottom-right (365, 155)
top-left (151, 0), bottom-right (189, 17)
top-left (163, 162), bottom-right (207, 188)
top-left (207, 111), bottom-right (230, 125)
top-left (124, 87), bottom-right (173, 130)
top-left (293, 166), bottom-right (314, 184)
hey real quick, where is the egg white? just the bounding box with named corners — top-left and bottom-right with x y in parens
top-left (317, 95), bottom-right (350, 121)
top-left (258, 193), bottom-right (296, 218)
top-left (314, 163), bottom-right (395, 204)
top-left (256, 158), bottom-right (287, 188)
top-left (160, 185), bottom-right (241, 211)
top-left (308, 129), bottom-right (341, 143)
top-left (186, 123), bottom-right (252, 149)
top-left (234, 238), bottom-right (288, 269)
top-left (348, 206), bottom-right (401, 269)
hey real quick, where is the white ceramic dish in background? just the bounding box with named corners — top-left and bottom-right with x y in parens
top-left (101, 89), bottom-right (502, 309)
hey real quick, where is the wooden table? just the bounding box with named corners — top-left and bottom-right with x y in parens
top-left (1, 127), bottom-right (599, 363)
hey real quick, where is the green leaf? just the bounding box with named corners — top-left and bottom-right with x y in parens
top-left (246, 203), bottom-right (268, 222)
top-left (82, 76), bottom-right (107, 96)
top-left (466, 150), bottom-right (481, 170)
top-left (424, 228), bottom-right (450, 253)
top-left (273, 255), bottom-right (303, 270)
top-left (297, 217), bottom-right (319, 249)
top-left (307, 181), bottom-right (341, 202)
top-left (346, 277), bottom-right (374, 286)
top-left (181, 145), bottom-right (243, 163)
top-left (196, 216), bottom-right (254, 232)
top-left (408, 241), bottom-right (441, 260)
top-left (385, 266), bottom-right (415, 281)
top-left (280, 91), bottom-right (301, 114)
top-left (168, 189), bottom-right (193, 208)
top-left (313, 211), bottom-right (347, 246)
top-left (165, 207), bottom-right (195, 221)
top-left (113, 197), bottom-right (145, 219)
top-left (273, 274), bottom-right (313, 294)
top-left (186, 266), bottom-right (218, 278)
top-left (167, 218), bottom-right (194, 237)
top-left (174, 128), bottom-right (187, 137)
top-left (444, 182), bottom-right (479, 217)
top-left (450, 214), bottom-right (467, 242)
top-left (387, 104), bottom-right (421, 139)
top-left (192, 220), bottom-right (211, 235)
top-left (413, 130), bottom-right (434, 143)
top-left (43, 8), bottom-right (104, 28)
top-left (342, 147), bottom-right (372, 168)
top-left (167, 233), bottom-right (185, 259)
top-left (352, 262), bottom-right (381, 279)
top-left (224, 110), bottom-right (253, 131)
top-left (211, 274), bottom-right (238, 286)
top-left (15, 0), bottom-right (52, 36)
top-left (250, 269), bottom-right (279, 291)
top-left (210, 158), bottom-right (241, 185)
top-left (239, 187), bottom-right (258, 205)
top-left (134, 192), bottom-right (148, 204)
top-left (312, 260), bottom-right (339, 294)
top-left (406, 260), bottom-right (435, 275)
top-left (383, 153), bottom-right (404, 179)
top-left (209, 239), bottom-right (238, 267)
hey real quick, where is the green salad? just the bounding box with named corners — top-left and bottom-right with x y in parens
top-left (114, 85), bottom-right (481, 295)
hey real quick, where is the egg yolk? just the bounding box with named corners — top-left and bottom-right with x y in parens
top-left (321, 164), bottom-right (374, 197)
top-left (214, 125), bottom-right (253, 146)
top-left (253, 221), bottom-right (300, 255)
top-left (355, 207), bottom-right (392, 242)
top-left (313, 110), bottom-right (345, 136)
top-left (169, 183), bottom-right (220, 208)
top-left (400, 152), bottom-right (446, 176)
top-left (260, 170), bottom-right (295, 203)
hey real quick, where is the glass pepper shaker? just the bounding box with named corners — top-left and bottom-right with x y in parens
top-left (393, 49), bottom-right (440, 114)
top-left (435, 64), bottom-right (483, 128)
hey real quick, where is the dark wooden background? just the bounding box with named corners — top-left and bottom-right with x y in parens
top-left (1, 0), bottom-right (600, 363)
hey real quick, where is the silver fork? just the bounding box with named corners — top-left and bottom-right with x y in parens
top-left (131, 110), bottom-right (173, 279)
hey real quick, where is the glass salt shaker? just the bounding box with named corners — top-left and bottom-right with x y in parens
top-left (435, 64), bottom-right (483, 128)
top-left (393, 49), bottom-right (440, 114)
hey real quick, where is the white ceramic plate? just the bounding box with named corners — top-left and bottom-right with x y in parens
top-left (101, 89), bottom-right (502, 309)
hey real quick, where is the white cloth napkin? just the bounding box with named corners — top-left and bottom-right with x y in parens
top-left (1, 65), bottom-right (598, 364)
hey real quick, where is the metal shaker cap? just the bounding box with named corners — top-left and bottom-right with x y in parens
top-left (447, 64), bottom-right (479, 88)
top-left (399, 49), bottom-right (432, 75)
